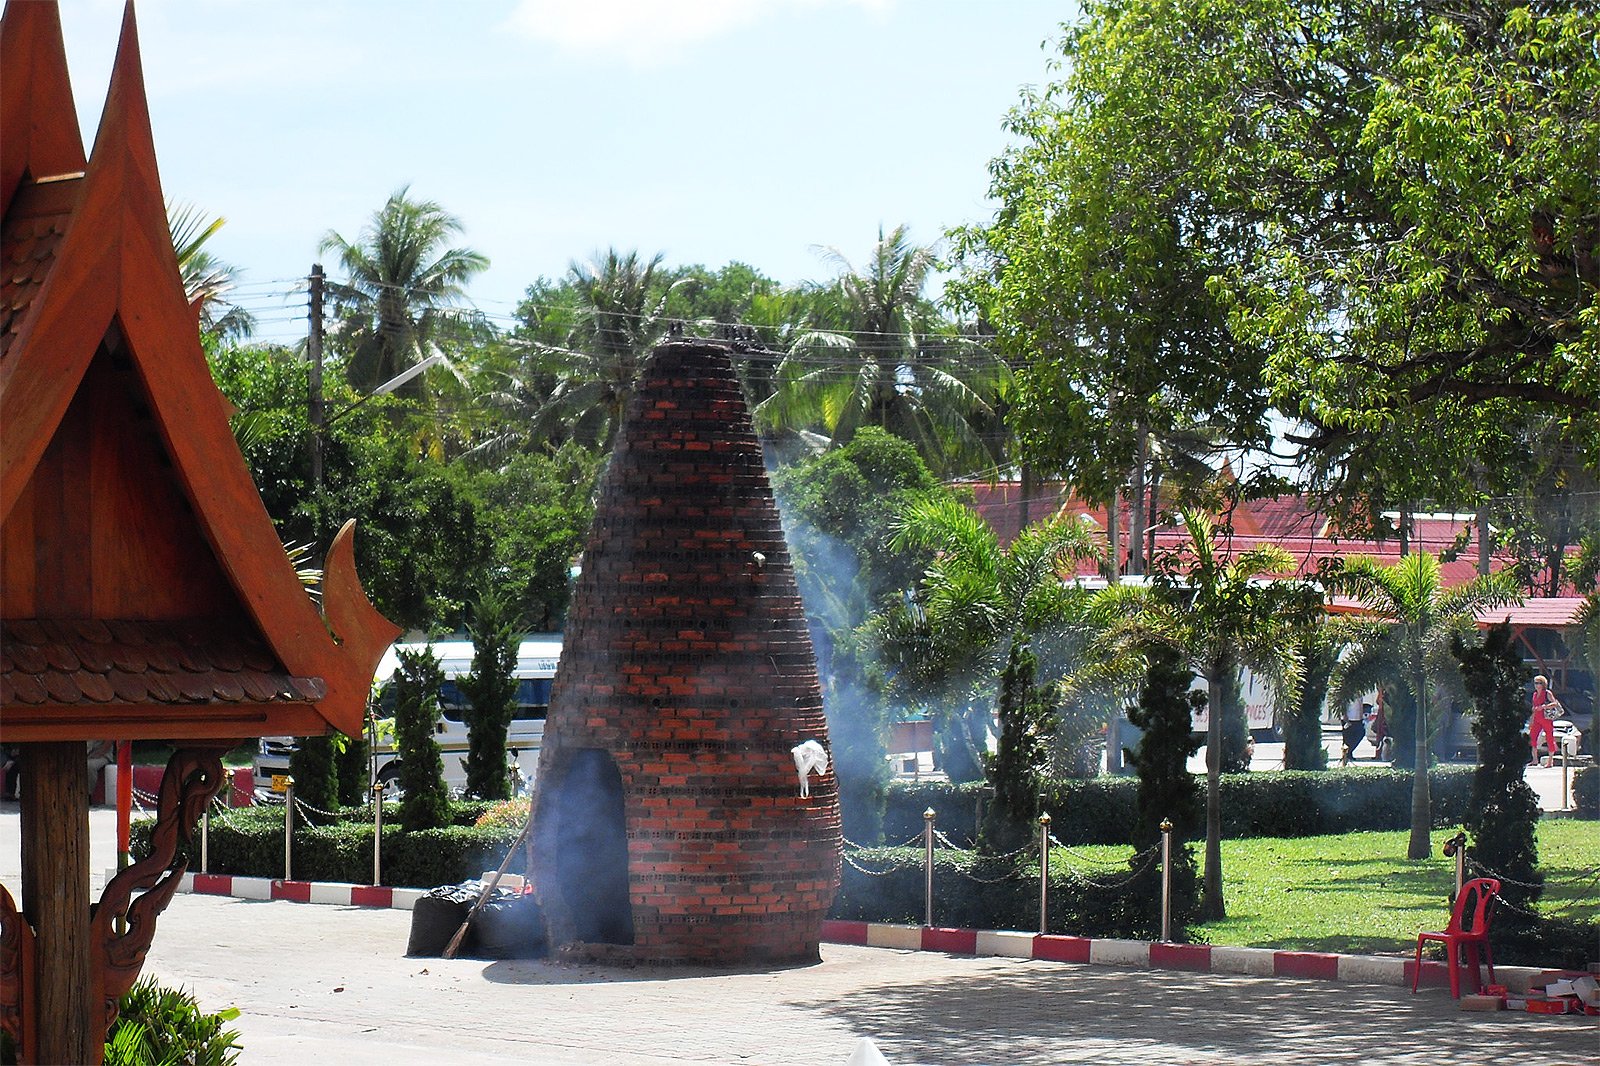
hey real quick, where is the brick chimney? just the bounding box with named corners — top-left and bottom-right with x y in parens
top-left (530, 339), bottom-right (840, 964)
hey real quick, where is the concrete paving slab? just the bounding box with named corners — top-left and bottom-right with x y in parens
top-left (4, 802), bottom-right (1596, 1063)
top-left (131, 893), bottom-right (1596, 1066)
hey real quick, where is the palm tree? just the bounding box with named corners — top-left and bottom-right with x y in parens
top-left (879, 495), bottom-right (1104, 783)
top-left (755, 226), bottom-right (1010, 476)
top-left (527, 249), bottom-right (687, 450)
top-left (318, 187), bottom-right (488, 399)
top-left (1092, 509), bottom-right (1306, 919)
top-left (168, 201), bottom-right (255, 341)
top-left (1331, 553), bottom-right (1519, 859)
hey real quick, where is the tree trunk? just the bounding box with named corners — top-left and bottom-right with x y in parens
top-left (1407, 670), bottom-right (1432, 860)
top-left (1202, 670), bottom-right (1225, 919)
top-left (1108, 487), bottom-right (1122, 580)
top-left (1128, 434), bottom-right (1147, 576)
top-left (1476, 500), bottom-right (1491, 577)
top-left (1019, 462), bottom-right (1033, 532)
top-left (1145, 470), bottom-right (1162, 575)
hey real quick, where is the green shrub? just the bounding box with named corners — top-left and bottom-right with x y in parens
top-left (832, 847), bottom-right (1131, 936)
top-left (1123, 643), bottom-right (1204, 939)
top-left (288, 733), bottom-right (338, 813)
top-left (131, 801), bottom-right (521, 888)
top-left (1574, 766), bottom-right (1599, 818)
top-left (979, 645), bottom-right (1054, 855)
top-left (393, 645), bottom-right (450, 831)
top-left (1454, 624), bottom-right (1542, 930)
top-left (458, 590), bottom-right (521, 801)
top-left (104, 977), bottom-right (241, 1066)
top-left (885, 765), bottom-right (1477, 846)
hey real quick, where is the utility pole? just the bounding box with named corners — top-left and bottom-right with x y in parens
top-left (308, 263), bottom-right (325, 494)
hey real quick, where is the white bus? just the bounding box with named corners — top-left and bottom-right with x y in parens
top-left (254, 635), bottom-right (562, 797)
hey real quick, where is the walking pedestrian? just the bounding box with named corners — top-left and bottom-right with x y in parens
top-left (1529, 675), bottom-right (1562, 766)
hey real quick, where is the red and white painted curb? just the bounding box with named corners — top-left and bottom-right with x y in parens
top-left (131, 871), bottom-right (429, 911)
top-left (147, 872), bottom-right (1563, 994)
top-left (817, 920), bottom-right (1563, 994)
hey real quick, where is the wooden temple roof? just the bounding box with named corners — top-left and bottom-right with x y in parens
top-left (0, 0), bottom-right (397, 744)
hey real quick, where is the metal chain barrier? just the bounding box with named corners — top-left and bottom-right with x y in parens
top-left (1465, 856), bottom-right (1600, 890)
top-left (1047, 834), bottom-right (1133, 868)
top-left (293, 796), bottom-right (344, 821)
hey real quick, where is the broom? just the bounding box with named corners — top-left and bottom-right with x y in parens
top-left (441, 811), bottom-right (535, 960)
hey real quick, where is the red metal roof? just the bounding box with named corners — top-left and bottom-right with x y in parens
top-left (959, 481), bottom-right (1557, 592)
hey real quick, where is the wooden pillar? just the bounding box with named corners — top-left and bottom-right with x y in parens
top-left (20, 741), bottom-right (97, 1065)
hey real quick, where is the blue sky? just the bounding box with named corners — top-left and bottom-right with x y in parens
top-left (59, 0), bottom-right (1080, 344)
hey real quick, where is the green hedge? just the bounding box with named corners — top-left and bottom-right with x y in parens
top-left (132, 802), bottom-right (523, 888)
top-left (833, 846), bottom-right (1168, 940)
top-left (884, 766), bottom-right (1479, 846)
top-left (1573, 766), bottom-right (1599, 818)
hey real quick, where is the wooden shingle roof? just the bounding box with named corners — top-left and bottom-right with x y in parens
top-left (0, 1), bottom-right (397, 744)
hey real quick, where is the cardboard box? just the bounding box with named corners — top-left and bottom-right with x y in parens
top-left (1526, 997), bottom-right (1572, 1015)
top-left (1459, 994), bottom-right (1503, 1011)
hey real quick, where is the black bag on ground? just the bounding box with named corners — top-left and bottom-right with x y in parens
top-left (471, 892), bottom-right (546, 959)
top-left (406, 882), bottom-right (480, 957)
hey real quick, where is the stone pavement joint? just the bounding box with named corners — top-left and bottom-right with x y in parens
top-left (158, 870), bottom-right (1569, 995)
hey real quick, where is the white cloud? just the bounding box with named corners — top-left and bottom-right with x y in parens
top-left (504, 0), bottom-right (892, 65)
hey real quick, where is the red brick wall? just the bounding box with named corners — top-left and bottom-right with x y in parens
top-left (532, 340), bottom-right (841, 964)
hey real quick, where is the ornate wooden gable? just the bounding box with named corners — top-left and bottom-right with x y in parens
top-left (0, 1), bottom-right (397, 743)
top-left (0, 4), bottom-right (397, 1060)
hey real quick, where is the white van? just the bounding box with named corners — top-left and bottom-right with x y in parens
top-left (253, 635), bottom-right (562, 798)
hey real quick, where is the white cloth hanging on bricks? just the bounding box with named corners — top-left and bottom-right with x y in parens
top-left (791, 740), bottom-right (829, 798)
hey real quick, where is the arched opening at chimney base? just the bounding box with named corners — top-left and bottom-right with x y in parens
top-left (550, 748), bottom-right (633, 945)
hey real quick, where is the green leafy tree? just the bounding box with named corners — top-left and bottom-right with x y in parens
top-left (980, 644), bottom-right (1056, 855)
top-left (319, 187), bottom-right (488, 400)
top-left (957, 0), bottom-right (1600, 565)
top-left (526, 249), bottom-right (686, 450)
top-left (1284, 625), bottom-right (1338, 771)
top-left (880, 495), bottom-right (1104, 785)
top-left (1217, 650), bottom-right (1251, 773)
top-left (1451, 622), bottom-right (1542, 932)
top-left (950, 4), bottom-right (1276, 568)
top-left (771, 428), bottom-right (951, 840)
top-left (169, 201), bottom-right (254, 342)
top-left (1121, 642), bottom-right (1203, 939)
top-left (392, 646), bottom-right (451, 831)
top-left (758, 225), bottom-right (1010, 476)
top-left (1331, 552), bottom-right (1518, 858)
top-left (460, 446), bottom-right (600, 630)
top-left (208, 342), bottom-right (492, 631)
top-left (1098, 509), bottom-right (1306, 918)
top-left (458, 591), bottom-right (523, 800)
top-left (334, 729), bottom-right (369, 808)
top-left (288, 734), bottom-right (338, 814)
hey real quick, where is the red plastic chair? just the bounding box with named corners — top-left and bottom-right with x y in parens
top-left (1412, 877), bottom-right (1500, 997)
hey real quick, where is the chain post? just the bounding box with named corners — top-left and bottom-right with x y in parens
top-left (1562, 747), bottom-right (1570, 810)
top-left (1160, 818), bottom-right (1173, 943)
top-left (283, 777), bottom-right (295, 882)
top-left (201, 805), bottom-right (210, 874)
top-left (372, 780), bottom-right (386, 886)
top-left (1455, 835), bottom-right (1466, 897)
top-left (923, 807), bottom-right (936, 928)
top-left (1038, 812), bottom-right (1052, 935)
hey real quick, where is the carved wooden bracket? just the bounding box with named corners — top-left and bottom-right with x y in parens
top-left (0, 881), bottom-right (37, 1060)
top-left (88, 746), bottom-right (228, 1032)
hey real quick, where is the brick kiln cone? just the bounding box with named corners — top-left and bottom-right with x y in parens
top-left (530, 339), bottom-right (841, 964)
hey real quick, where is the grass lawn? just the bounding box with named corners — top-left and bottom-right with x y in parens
top-left (1050, 820), bottom-right (1599, 957)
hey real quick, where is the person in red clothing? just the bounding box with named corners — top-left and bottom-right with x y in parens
top-left (1529, 674), bottom-right (1561, 766)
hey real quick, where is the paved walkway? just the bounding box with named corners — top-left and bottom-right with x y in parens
top-left (2, 807), bottom-right (1596, 1063)
top-left (139, 893), bottom-right (1595, 1065)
